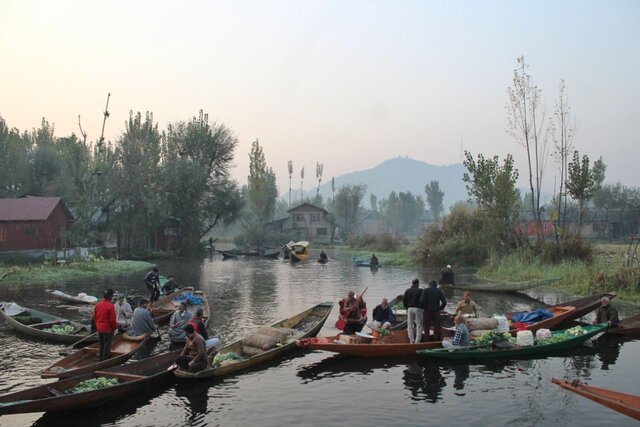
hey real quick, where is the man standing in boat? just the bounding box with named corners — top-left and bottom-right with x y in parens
top-left (403, 278), bottom-right (424, 343)
top-left (93, 289), bottom-right (118, 361)
top-left (339, 290), bottom-right (367, 334)
top-left (440, 265), bottom-right (455, 285)
top-left (370, 254), bottom-right (379, 267)
top-left (420, 280), bottom-right (447, 341)
top-left (162, 275), bottom-right (179, 295)
top-left (143, 266), bottom-right (161, 304)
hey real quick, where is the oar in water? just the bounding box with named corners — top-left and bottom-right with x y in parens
top-left (59, 331), bottom-right (98, 356)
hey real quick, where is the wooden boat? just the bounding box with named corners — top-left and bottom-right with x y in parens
top-left (296, 329), bottom-right (442, 357)
top-left (608, 313), bottom-right (640, 335)
top-left (509, 293), bottom-right (617, 333)
top-left (317, 257), bottom-right (329, 264)
top-left (417, 324), bottom-right (608, 360)
top-left (552, 378), bottom-right (640, 421)
top-left (175, 302), bottom-right (333, 379)
top-left (0, 302), bottom-right (94, 344)
top-left (150, 287), bottom-right (199, 325)
top-left (168, 291), bottom-right (211, 345)
top-left (352, 256), bottom-right (380, 268)
top-left (45, 289), bottom-right (98, 304)
top-left (220, 250), bottom-right (239, 260)
top-left (41, 334), bottom-right (148, 378)
top-left (443, 277), bottom-right (562, 293)
top-left (288, 241), bottom-right (310, 262)
top-left (0, 350), bottom-right (180, 415)
top-left (260, 248), bottom-right (281, 259)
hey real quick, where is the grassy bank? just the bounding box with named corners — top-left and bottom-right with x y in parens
top-left (477, 244), bottom-right (640, 303)
top-left (0, 258), bottom-right (153, 285)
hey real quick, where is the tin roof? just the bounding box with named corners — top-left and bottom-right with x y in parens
top-left (0, 196), bottom-right (63, 221)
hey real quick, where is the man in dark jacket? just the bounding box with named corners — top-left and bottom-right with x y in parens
top-left (419, 280), bottom-right (447, 341)
top-left (440, 265), bottom-right (455, 285)
top-left (403, 278), bottom-right (424, 343)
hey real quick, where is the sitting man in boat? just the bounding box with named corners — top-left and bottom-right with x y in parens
top-left (594, 297), bottom-right (620, 327)
top-left (370, 254), bottom-right (379, 267)
top-left (93, 289), bottom-right (118, 361)
top-left (169, 302), bottom-right (193, 341)
top-left (442, 315), bottom-right (470, 351)
top-left (439, 264), bottom-right (455, 285)
top-left (176, 324), bottom-right (208, 373)
top-left (114, 293), bottom-right (133, 331)
top-left (339, 290), bottom-right (368, 335)
top-left (368, 298), bottom-right (394, 330)
top-left (188, 307), bottom-right (208, 340)
top-left (143, 266), bottom-right (161, 303)
top-left (129, 299), bottom-right (157, 337)
top-left (162, 275), bottom-right (179, 295)
top-left (319, 250), bottom-right (328, 261)
top-left (454, 291), bottom-right (478, 318)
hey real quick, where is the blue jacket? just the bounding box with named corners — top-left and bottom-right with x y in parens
top-left (372, 305), bottom-right (394, 323)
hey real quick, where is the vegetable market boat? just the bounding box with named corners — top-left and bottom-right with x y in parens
top-left (0, 302), bottom-right (94, 344)
top-left (288, 241), bottom-right (310, 262)
top-left (41, 334), bottom-right (149, 379)
top-left (442, 277), bottom-right (562, 293)
top-left (551, 378), bottom-right (640, 421)
top-left (296, 329), bottom-right (442, 357)
top-left (416, 324), bottom-right (607, 360)
top-left (0, 350), bottom-right (180, 415)
top-left (45, 289), bottom-right (98, 305)
top-left (174, 301), bottom-right (332, 379)
top-left (608, 313), bottom-right (640, 336)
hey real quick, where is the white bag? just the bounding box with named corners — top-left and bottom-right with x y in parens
top-left (536, 329), bottom-right (551, 340)
top-left (494, 315), bottom-right (509, 333)
top-left (516, 330), bottom-right (534, 346)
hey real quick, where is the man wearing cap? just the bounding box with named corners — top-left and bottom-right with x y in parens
top-left (114, 293), bottom-right (133, 331)
top-left (594, 297), bottom-right (619, 327)
top-left (93, 289), bottom-right (118, 361)
top-left (455, 292), bottom-right (478, 318)
top-left (403, 278), bottom-right (423, 343)
top-left (440, 265), bottom-right (455, 285)
top-left (169, 301), bottom-right (193, 341)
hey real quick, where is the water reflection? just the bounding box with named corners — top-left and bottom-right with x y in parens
top-left (175, 381), bottom-right (209, 421)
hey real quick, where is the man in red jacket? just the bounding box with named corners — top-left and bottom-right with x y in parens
top-left (93, 289), bottom-right (118, 361)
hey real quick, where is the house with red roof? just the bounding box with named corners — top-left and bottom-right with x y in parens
top-left (0, 196), bottom-right (73, 252)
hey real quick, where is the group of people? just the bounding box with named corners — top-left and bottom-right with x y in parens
top-left (143, 267), bottom-right (179, 303)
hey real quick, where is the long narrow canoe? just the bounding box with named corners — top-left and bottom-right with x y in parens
top-left (297, 329), bottom-right (442, 357)
top-left (175, 302), bottom-right (333, 379)
top-left (260, 249), bottom-right (281, 259)
top-left (45, 289), bottom-right (98, 305)
top-left (417, 324), bottom-right (608, 360)
top-left (41, 334), bottom-right (148, 378)
top-left (443, 277), bottom-right (562, 293)
top-left (0, 350), bottom-right (179, 415)
top-left (151, 287), bottom-right (196, 325)
top-left (608, 313), bottom-right (640, 336)
top-left (551, 378), bottom-right (640, 421)
top-left (168, 291), bottom-right (211, 345)
top-left (0, 302), bottom-right (94, 344)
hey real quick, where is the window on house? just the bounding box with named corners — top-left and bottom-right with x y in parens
top-left (317, 227), bottom-right (327, 236)
top-left (294, 214), bottom-right (304, 222)
top-left (164, 227), bottom-right (177, 237)
top-left (0, 228), bottom-right (6, 241)
top-left (24, 228), bottom-right (37, 236)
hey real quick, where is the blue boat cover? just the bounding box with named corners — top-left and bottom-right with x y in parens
top-left (511, 308), bottom-right (553, 324)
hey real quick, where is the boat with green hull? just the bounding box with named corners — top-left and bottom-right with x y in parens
top-left (416, 324), bottom-right (608, 360)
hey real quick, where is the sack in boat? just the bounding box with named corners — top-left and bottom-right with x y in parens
top-left (536, 328), bottom-right (551, 340)
top-left (466, 317), bottom-right (498, 331)
top-left (123, 333), bottom-right (147, 342)
top-left (470, 329), bottom-right (495, 338)
top-left (254, 326), bottom-right (293, 341)
top-left (493, 315), bottom-right (509, 333)
top-left (243, 333), bottom-right (281, 350)
top-left (241, 345), bottom-right (264, 356)
top-left (516, 330), bottom-right (534, 346)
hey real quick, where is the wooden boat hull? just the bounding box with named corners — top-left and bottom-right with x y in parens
top-left (417, 324), bottom-right (607, 360)
top-left (175, 302), bottom-right (333, 379)
top-left (552, 378), bottom-right (640, 421)
top-left (260, 249), bottom-right (281, 259)
top-left (444, 277), bottom-right (562, 293)
top-left (608, 313), bottom-right (640, 336)
top-left (290, 252), bottom-right (309, 262)
top-left (317, 258), bottom-right (329, 264)
top-left (41, 334), bottom-right (148, 378)
top-left (45, 289), bottom-right (97, 305)
top-left (0, 351), bottom-right (178, 415)
top-left (297, 329), bottom-right (442, 357)
top-left (0, 303), bottom-right (94, 344)
top-left (220, 251), bottom-right (239, 260)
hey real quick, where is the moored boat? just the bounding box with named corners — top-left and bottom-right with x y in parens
top-left (442, 277), bottom-right (562, 293)
top-left (608, 313), bottom-right (640, 336)
top-left (417, 324), bottom-right (607, 360)
top-left (551, 378), bottom-right (640, 421)
top-left (289, 241), bottom-right (310, 262)
top-left (41, 334), bottom-right (149, 378)
top-left (0, 302), bottom-right (94, 344)
top-left (296, 329), bottom-right (442, 357)
top-left (352, 256), bottom-right (381, 268)
top-left (45, 289), bottom-right (98, 305)
top-left (174, 302), bottom-right (332, 379)
top-left (0, 350), bottom-right (179, 415)
top-left (219, 250), bottom-right (240, 260)
top-left (260, 248), bottom-right (281, 259)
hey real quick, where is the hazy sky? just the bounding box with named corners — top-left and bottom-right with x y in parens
top-left (1, 1), bottom-right (639, 194)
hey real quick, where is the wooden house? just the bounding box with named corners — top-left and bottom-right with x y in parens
top-left (266, 202), bottom-right (336, 243)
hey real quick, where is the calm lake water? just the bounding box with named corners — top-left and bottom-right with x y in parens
top-left (0, 253), bottom-right (638, 427)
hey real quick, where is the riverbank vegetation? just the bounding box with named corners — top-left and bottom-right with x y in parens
top-left (0, 258), bottom-right (152, 285)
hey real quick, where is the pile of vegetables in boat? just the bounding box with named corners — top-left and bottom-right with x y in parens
top-left (212, 352), bottom-right (241, 367)
top-left (44, 324), bottom-right (76, 334)
top-left (67, 377), bottom-right (119, 394)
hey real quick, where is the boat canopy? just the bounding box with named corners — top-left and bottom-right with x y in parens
top-left (291, 241), bottom-right (309, 248)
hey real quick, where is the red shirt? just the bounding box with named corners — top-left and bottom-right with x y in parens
top-left (94, 299), bottom-right (118, 333)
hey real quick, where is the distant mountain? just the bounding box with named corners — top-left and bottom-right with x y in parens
top-left (313, 157), bottom-right (469, 210)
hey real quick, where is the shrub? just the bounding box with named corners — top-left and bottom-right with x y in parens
top-left (539, 236), bottom-right (594, 264)
top-left (348, 233), bottom-right (408, 252)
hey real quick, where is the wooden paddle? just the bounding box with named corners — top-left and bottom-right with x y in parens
top-left (59, 331), bottom-right (98, 355)
top-left (335, 287), bottom-right (368, 330)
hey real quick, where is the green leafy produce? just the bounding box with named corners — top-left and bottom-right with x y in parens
top-left (391, 303), bottom-right (404, 311)
top-left (376, 327), bottom-right (391, 337)
top-left (565, 326), bottom-right (585, 336)
top-left (44, 324), bottom-right (76, 334)
top-left (472, 332), bottom-right (511, 347)
top-left (536, 335), bottom-right (569, 345)
top-left (13, 315), bottom-right (42, 325)
top-left (68, 377), bottom-right (119, 394)
top-left (212, 352), bottom-right (240, 367)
